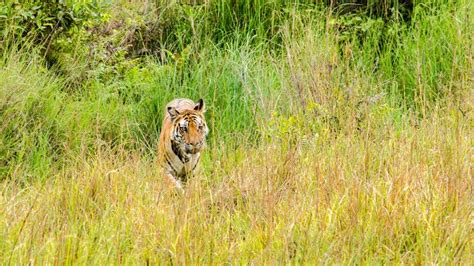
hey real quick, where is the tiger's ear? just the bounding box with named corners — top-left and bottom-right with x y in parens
top-left (194, 98), bottom-right (205, 112)
top-left (167, 106), bottom-right (180, 119)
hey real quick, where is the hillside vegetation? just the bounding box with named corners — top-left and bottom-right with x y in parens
top-left (0, 0), bottom-right (472, 264)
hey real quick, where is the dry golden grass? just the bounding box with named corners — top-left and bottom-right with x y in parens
top-left (1, 106), bottom-right (471, 264)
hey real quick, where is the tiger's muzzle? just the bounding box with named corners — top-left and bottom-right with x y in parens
top-left (185, 142), bottom-right (204, 154)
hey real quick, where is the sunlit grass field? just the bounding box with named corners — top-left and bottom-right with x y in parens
top-left (0, 0), bottom-right (472, 264)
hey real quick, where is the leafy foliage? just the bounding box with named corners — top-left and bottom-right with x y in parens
top-left (0, 1), bottom-right (103, 48)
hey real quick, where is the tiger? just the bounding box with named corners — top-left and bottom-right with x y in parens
top-left (158, 98), bottom-right (209, 191)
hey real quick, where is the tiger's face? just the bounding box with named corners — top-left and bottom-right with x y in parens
top-left (168, 99), bottom-right (209, 155)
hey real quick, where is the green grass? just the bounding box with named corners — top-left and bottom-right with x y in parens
top-left (0, 0), bottom-right (472, 264)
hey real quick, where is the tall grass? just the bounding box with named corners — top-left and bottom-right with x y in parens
top-left (0, 42), bottom-right (261, 178)
top-left (1, 107), bottom-right (471, 264)
top-left (0, 0), bottom-right (472, 263)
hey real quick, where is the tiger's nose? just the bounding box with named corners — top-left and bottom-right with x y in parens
top-left (185, 143), bottom-right (202, 154)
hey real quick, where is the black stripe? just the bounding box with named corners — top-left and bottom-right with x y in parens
top-left (171, 139), bottom-right (189, 163)
top-left (192, 156), bottom-right (200, 171)
top-left (164, 153), bottom-right (178, 175)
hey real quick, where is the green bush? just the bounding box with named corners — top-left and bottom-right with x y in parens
top-left (0, 0), bottom-right (103, 50)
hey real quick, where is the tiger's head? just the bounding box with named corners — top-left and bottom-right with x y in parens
top-left (167, 99), bottom-right (209, 155)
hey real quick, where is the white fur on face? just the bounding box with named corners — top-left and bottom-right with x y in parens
top-left (179, 120), bottom-right (188, 128)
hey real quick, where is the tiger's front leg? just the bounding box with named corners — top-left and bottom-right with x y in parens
top-left (164, 171), bottom-right (185, 194)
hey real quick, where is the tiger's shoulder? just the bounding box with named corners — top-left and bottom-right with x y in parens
top-left (165, 98), bottom-right (195, 113)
